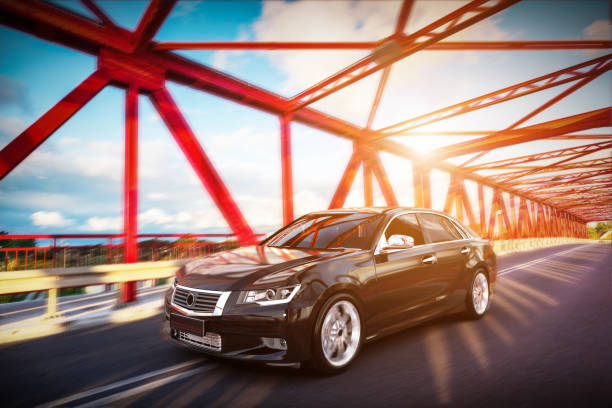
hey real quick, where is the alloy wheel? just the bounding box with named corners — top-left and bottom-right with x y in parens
top-left (320, 300), bottom-right (361, 367)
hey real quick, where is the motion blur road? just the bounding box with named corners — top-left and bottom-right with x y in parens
top-left (2, 243), bottom-right (611, 408)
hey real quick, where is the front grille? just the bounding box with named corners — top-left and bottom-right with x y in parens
top-left (178, 330), bottom-right (222, 352)
top-left (173, 286), bottom-right (221, 314)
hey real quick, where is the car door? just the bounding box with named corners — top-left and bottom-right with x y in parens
top-left (373, 213), bottom-right (439, 330)
top-left (416, 212), bottom-right (469, 311)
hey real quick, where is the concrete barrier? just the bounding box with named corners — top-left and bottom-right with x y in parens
top-left (490, 238), bottom-right (598, 256)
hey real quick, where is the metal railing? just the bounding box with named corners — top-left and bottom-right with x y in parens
top-left (0, 233), bottom-right (244, 271)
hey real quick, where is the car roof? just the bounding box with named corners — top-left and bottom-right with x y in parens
top-left (307, 207), bottom-right (448, 217)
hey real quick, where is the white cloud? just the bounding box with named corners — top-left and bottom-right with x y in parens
top-left (145, 192), bottom-right (169, 200)
top-left (171, 0), bottom-right (203, 18)
top-left (0, 116), bottom-right (26, 147)
top-left (30, 211), bottom-right (73, 227)
top-left (583, 20), bottom-right (612, 39)
top-left (247, 0), bottom-right (515, 126)
top-left (139, 208), bottom-right (175, 225)
top-left (81, 216), bottom-right (121, 231)
top-left (212, 28), bottom-right (251, 71)
top-left (57, 136), bottom-right (81, 146)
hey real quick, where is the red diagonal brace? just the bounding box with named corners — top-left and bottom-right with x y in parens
top-left (132, 0), bottom-right (177, 51)
top-left (289, 0), bottom-right (520, 110)
top-left (377, 54), bottom-right (611, 135)
top-left (370, 154), bottom-right (398, 206)
top-left (432, 107), bottom-right (612, 160)
top-left (150, 87), bottom-right (256, 246)
top-left (329, 151), bottom-right (362, 209)
top-left (0, 70), bottom-right (110, 180)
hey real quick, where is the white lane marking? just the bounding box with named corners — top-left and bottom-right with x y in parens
top-left (37, 359), bottom-right (203, 408)
top-left (75, 364), bottom-right (216, 408)
top-left (498, 245), bottom-right (587, 277)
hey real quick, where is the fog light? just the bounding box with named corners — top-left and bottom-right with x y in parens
top-left (262, 337), bottom-right (288, 350)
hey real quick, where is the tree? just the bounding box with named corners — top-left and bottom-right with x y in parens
top-left (594, 222), bottom-right (612, 237)
top-left (0, 231), bottom-right (36, 248)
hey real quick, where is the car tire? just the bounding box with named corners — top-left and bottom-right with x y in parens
top-left (464, 269), bottom-right (491, 319)
top-left (311, 293), bottom-right (363, 374)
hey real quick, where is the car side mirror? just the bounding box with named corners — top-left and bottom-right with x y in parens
top-left (382, 234), bottom-right (415, 251)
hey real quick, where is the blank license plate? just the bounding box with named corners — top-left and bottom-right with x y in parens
top-left (170, 313), bottom-right (205, 337)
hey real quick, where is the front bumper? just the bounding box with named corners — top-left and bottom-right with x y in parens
top-left (162, 288), bottom-right (315, 364)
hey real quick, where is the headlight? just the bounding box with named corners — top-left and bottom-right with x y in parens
top-left (238, 284), bottom-right (301, 306)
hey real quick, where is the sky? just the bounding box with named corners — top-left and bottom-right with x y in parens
top-left (0, 0), bottom-right (611, 242)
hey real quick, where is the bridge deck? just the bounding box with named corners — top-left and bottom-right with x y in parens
top-left (1, 243), bottom-right (611, 408)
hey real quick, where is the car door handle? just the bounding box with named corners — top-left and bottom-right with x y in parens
top-left (422, 255), bottom-right (437, 265)
top-left (460, 247), bottom-right (470, 255)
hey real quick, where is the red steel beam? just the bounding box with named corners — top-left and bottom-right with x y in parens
top-left (538, 184), bottom-right (612, 199)
top-left (363, 157), bottom-right (374, 207)
top-left (365, 0), bottom-right (415, 130)
top-left (484, 156), bottom-right (612, 173)
top-left (494, 145), bottom-right (612, 183)
top-left (531, 182), bottom-right (612, 196)
top-left (432, 107), bottom-right (612, 160)
top-left (377, 54), bottom-right (611, 135)
top-left (80, 0), bottom-right (116, 27)
top-left (152, 40), bottom-right (612, 51)
top-left (132, 0), bottom-right (177, 51)
top-left (329, 151), bottom-right (362, 209)
top-left (465, 141), bottom-right (612, 171)
top-left (370, 154), bottom-right (399, 206)
top-left (288, 0), bottom-right (521, 110)
top-left (412, 164), bottom-right (432, 208)
top-left (488, 189), bottom-right (511, 239)
top-left (516, 171), bottom-right (612, 193)
top-left (0, 0), bottom-right (601, 225)
top-left (0, 70), bottom-right (110, 180)
top-left (517, 197), bottom-right (533, 237)
top-left (0, 0), bottom-right (135, 54)
top-left (378, 131), bottom-right (612, 140)
top-left (280, 114), bottom-right (294, 225)
top-left (457, 62), bottom-right (607, 167)
top-left (510, 168), bottom-right (612, 187)
top-left (477, 184), bottom-right (486, 235)
top-left (149, 87), bottom-right (256, 245)
top-left (121, 85), bottom-right (138, 303)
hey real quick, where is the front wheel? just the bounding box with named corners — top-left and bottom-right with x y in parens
top-left (465, 270), bottom-right (490, 319)
top-left (311, 294), bottom-right (362, 374)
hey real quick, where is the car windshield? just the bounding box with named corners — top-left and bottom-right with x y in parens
top-left (263, 212), bottom-right (383, 250)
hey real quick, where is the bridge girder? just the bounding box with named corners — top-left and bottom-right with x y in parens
top-left (1, 0), bottom-right (610, 265)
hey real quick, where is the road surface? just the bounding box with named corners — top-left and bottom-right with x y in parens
top-left (1, 243), bottom-right (611, 407)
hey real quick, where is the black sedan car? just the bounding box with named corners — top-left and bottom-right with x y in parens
top-left (163, 207), bottom-right (496, 373)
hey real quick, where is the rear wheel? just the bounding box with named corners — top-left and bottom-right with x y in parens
top-left (465, 270), bottom-right (490, 319)
top-left (311, 293), bottom-right (362, 374)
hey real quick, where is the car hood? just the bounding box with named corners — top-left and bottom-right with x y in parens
top-left (176, 245), bottom-right (357, 291)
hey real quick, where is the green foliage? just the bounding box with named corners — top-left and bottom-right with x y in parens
top-left (0, 231), bottom-right (36, 248)
top-left (175, 236), bottom-right (196, 243)
top-left (587, 221), bottom-right (612, 239)
top-left (59, 287), bottom-right (86, 297)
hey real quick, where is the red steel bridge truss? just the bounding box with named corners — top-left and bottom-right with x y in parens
top-left (1, 1), bottom-right (611, 300)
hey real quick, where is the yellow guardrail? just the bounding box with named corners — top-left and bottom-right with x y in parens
top-left (0, 260), bottom-right (188, 316)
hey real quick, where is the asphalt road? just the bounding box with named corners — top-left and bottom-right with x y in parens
top-left (1, 243), bottom-right (611, 408)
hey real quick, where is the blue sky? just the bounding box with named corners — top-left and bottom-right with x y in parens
top-left (1, 0), bottom-right (611, 242)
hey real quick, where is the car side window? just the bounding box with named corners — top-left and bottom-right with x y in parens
top-left (418, 213), bottom-right (463, 243)
top-left (382, 213), bottom-right (425, 246)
